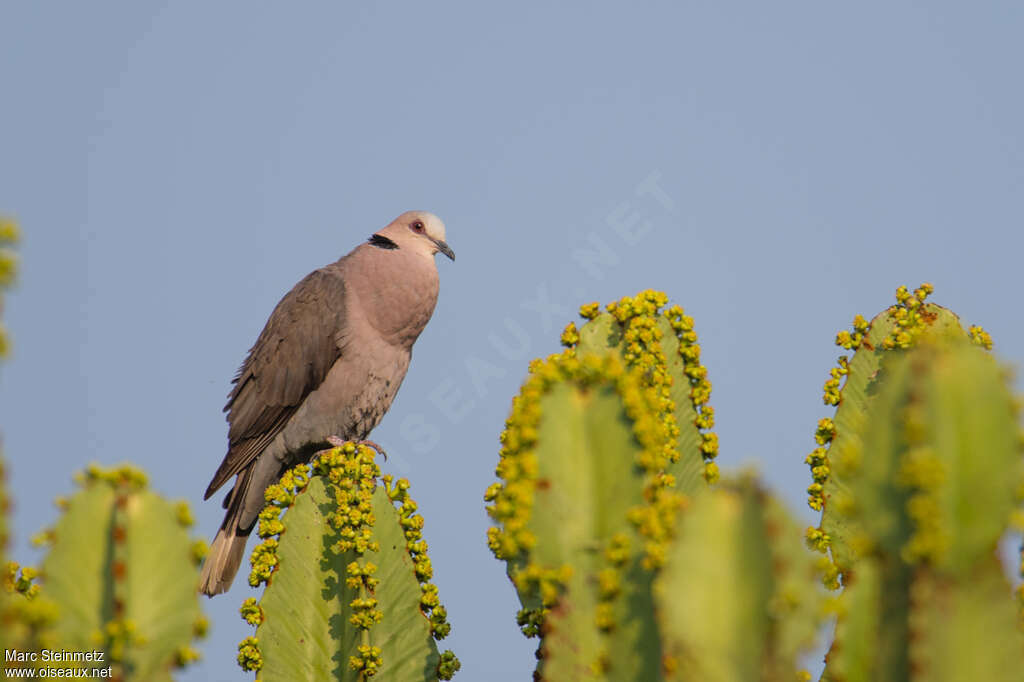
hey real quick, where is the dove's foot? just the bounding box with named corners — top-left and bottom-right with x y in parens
top-left (356, 439), bottom-right (387, 460)
top-left (323, 436), bottom-right (388, 460)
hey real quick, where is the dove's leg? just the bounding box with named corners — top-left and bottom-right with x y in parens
top-left (324, 436), bottom-right (388, 460)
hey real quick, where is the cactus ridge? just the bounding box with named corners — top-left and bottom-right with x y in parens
top-left (804, 283), bottom-right (1001, 586)
top-left (487, 291), bottom-right (723, 679)
top-left (570, 290), bottom-right (719, 485)
top-left (239, 442), bottom-right (459, 680)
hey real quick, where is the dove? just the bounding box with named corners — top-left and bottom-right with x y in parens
top-left (199, 211), bottom-right (454, 595)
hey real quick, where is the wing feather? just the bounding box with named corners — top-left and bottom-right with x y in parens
top-left (204, 266), bottom-right (348, 499)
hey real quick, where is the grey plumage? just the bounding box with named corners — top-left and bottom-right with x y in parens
top-left (199, 211), bottom-right (453, 596)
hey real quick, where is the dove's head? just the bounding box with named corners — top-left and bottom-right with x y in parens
top-left (376, 211), bottom-right (455, 261)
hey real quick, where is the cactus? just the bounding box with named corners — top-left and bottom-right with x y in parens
top-left (1, 454), bottom-right (60, 675)
top-left (30, 464), bottom-right (208, 679)
top-left (0, 218), bottom-right (56, 672)
top-left (0, 215), bottom-right (18, 360)
top-left (820, 338), bottom-right (1024, 680)
top-left (4, 222), bottom-right (1022, 682)
top-left (489, 352), bottom-right (676, 679)
top-left (487, 291), bottom-right (714, 679)
top-left (237, 442), bottom-right (459, 681)
top-left (567, 291), bottom-right (719, 491)
top-left (655, 476), bottom-right (826, 681)
top-left (486, 291), bottom-right (825, 680)
top-left (805, 284), bottom-right (993, 585)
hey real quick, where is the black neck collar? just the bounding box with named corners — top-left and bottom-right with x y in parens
top-left (368, 234), bottom-right (399, 250)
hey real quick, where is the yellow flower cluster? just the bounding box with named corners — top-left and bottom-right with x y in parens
top-left (190, 533), bottom-right (208, 562)
top-left (808, 286), bottom-right (933, 537)
top-left (237, 635), bottom-right (262, 672)
top-left (968, 324), bottom-right (993, 350)
top-left (881, 284), bottom-right (936, 350)
top-left (897, 431), bottom-right (948, 565)
top-left (804, 418), bottom-right (837, 513)
top-left (485, 354), bottom-right (550, 560)
top-left (192, 615), bottom-right (209, 640)
top-left (317, 445), bottom-right (380, 557)
top-left (572, 291), bottom-right (719, 482)
top-left (349, 644), bottom-right (383, 677)
top-left (491, 290), bottom-right (722, 661)
top-left (595, 533), bottom-right (630, 634)
top-left (437, 649), bottom-right (461, 679)
top-left (345, 560), bottom-right (380, 592)
top-left (0, 216), bottom-right (18, 358)
top-left (173, 501), bottom-right (194, 528)
top-left (513, 562), bottom-right (574, 609)
top-left (246, 463), bottom-right (313, 588)
top-left (559, 321), bottom-right (580, 348)
top-left (349, 597), bottom-right (383, 629)
top-left (247, 539), bottom-right (279, 587)
top-left (383, 474), bottom-right (454, 641)
top-left (240, 443), bottom-right (459, 677)
top-left (173, 645), bottom-right (202, 667)
top-left (77, 462), bottom-right (149, 491)
top-left (3, 562), bottom-right (39, 599)
top-left (239, 597), bottom-right (263, 626)
top-left (515, 607), bottom-right (545, 638)
top-left (312, 444), bottom-right (390, 661)
top-left (101, 617), bottom-right (142, 664)
top-left (806, 283), bottom-right (1007, 589)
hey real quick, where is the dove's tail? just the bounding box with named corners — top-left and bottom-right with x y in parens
top-left (199, 528), bottom-right (250, 596)
top-left (199, 468), bottom-right (258, 596)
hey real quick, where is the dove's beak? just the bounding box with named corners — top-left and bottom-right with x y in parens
top-left (433, 239), bottom-right (455, 261)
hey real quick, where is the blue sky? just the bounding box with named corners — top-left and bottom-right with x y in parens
top-left (2, 3), bottom-right (1022, 680)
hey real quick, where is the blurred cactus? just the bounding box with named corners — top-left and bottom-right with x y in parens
top-left (237, 442), bottom-right (459, 681)
top-left (3, 222), bottom-right (1021, 682)
top-left (0, 215), bottom-right (18, 359)
top-left (807, 284), bottom-right (982, 583)
top-left (1, 454), bottom-right (59, 675)
top-left (798, 283), bottom-right (1024, 679)
top-left (486, 291), bottom-right (825, 680)
top-left (819, 338), bottom-right (1024, 680)
top-left (0, 218), bottom-right (53, 674)
top-left (804, 286), bottom-right (1015, 579)
top-left (29, 464), bottom-right (208, 680)
top-left (656, 476), bottom-right (826, 681)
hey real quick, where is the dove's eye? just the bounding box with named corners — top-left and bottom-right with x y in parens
top-left (411, 220), bottom-right (425, 233)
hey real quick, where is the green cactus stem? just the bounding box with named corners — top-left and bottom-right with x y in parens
top-left (31, 464), bottom-right (207, 680)
top-left (239, 443), bottom-right (458, 681)
top-left (655, 476), bottom-right (826, 681)
top-left (805, 283), bottom-right (995, 585)
top-left (821, 339), bottom-right (1024, 681)
top-left (487, 352), bottom-right (673, 680)
top-left (486, 291), bottom-right (720, 679)
top-left (567, 290), bottom-right (719, 491)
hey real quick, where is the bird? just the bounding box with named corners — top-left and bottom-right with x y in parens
top-left (199, 210), bottom-right (454, 596)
